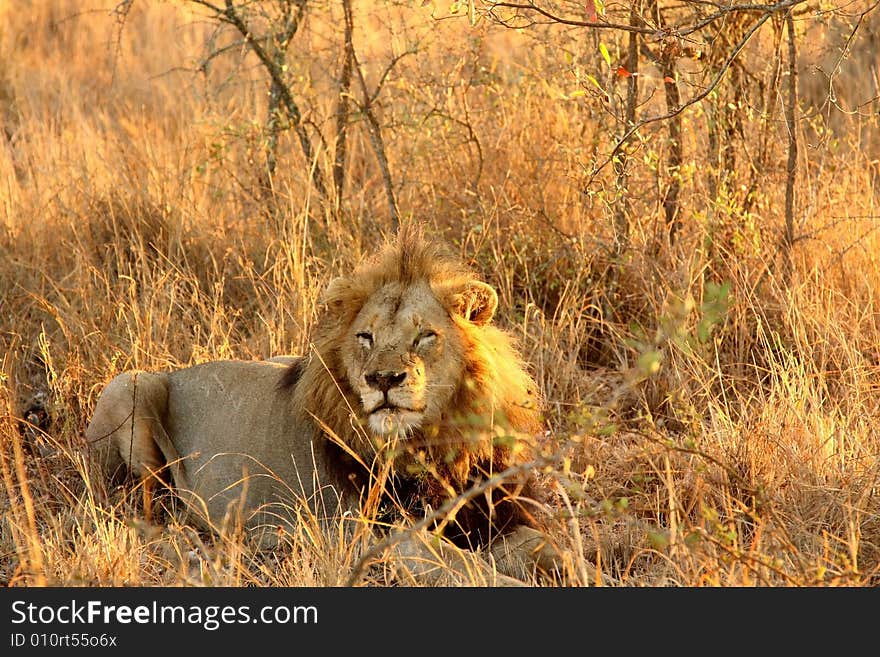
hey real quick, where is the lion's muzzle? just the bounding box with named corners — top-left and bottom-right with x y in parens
top-left (361, 367), bottom-right (427, 437)
top-left (365, 369), bottom-right (407, 392)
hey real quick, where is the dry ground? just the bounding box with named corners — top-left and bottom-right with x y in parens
top-left (1, 0), bottom-right (879, 586)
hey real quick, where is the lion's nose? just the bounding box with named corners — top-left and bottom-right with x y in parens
top-left (365, 370), bottom-right (407, 392)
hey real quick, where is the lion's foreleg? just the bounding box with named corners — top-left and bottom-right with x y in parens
top-left (489, 525), bottom-right (617, 585)
top-left (488, 525), bottom-right (564, 581)
top-left (389, 529), bottom-right (526, 587)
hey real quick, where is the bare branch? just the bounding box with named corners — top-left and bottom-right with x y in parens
top-left (369, 49), bottom-right (419, 106)
top-left (109, 1), bottom-right (135, 87)
top-left (488, 0), bottom-right (808, 37)
top-left (264, 0), bottom-right (307, 191)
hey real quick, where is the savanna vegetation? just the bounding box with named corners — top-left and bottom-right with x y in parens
top-left (1, 0), bottom-right (879, 586)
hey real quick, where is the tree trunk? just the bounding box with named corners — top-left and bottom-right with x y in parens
top-left (333, 0), bottom-right (354, 206)
top-left (612, 6), bottom-right (640, 257)
top-left (782, 10), bottom-right (798, 280)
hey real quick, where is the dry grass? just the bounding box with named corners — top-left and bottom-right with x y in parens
top-left (1, 0), bottom-right (879, 587)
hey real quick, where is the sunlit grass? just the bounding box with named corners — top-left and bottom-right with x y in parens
top-left (1, 1), bottom-right (878, 586)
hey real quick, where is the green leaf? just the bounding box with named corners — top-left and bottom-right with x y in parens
top-left (584, 73), bottom-right (604, 93)
top-left (697, 319), bottom-right (711, 343)
top-left (648, 531), bottom-right (669, 550)
top-left (596, 423), bottom-right (617, 436)
top-left (637, 349), bottom-right (663, 376)
top-left (599, 43), bottom-right (612, 68)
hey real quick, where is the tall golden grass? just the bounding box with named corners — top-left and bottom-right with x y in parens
top-left (1, 0), bottom-right (878, 586)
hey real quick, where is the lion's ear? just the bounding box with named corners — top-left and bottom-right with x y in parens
top-left (322, 276), bottom-right (350, 306)
top-left (452, 281), bottom-right (498, 326)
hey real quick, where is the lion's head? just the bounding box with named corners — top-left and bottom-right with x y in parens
top-left (292, 227), bottom-right (544, 491)
top-left (338, 271), bottom-right (501, 439)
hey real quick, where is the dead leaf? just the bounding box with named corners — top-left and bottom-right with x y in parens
top-left (586, 0), bottom-right (598, 22)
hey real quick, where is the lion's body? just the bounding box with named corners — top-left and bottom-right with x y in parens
top-left (86, 228), bottom-right (556, 578)
top-left (86, 359), bottom-right (358, 533)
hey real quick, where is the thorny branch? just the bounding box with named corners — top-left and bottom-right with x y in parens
top-left (585, 8), bottom-right (776, 186)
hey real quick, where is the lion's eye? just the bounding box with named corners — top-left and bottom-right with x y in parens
top-left (414, 330), bottom-right (437, 349)
top-left (356, 332), bottom-right (374, 348)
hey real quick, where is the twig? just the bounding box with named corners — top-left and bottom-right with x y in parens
top-left (109, 1), bottom-right (135, 88)
top-left (815, 0), bottom-right (880, 117)
top-left (369, 49), bottom-right (418, 106)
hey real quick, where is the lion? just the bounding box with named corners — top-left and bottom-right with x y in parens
top-left (85, 227), bottom-right (561, 584)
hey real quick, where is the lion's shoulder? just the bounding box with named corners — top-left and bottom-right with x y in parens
top-left (269, 356), bottom-right (308, 390)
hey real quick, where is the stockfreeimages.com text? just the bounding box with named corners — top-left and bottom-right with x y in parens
top-left (10, 599), bottom-right (317, 631)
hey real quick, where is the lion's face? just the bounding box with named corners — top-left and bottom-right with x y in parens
top-left (341, 280), bottom-right (466, 438)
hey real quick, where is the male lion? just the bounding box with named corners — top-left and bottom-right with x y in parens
top-left (86, 227), bottom-right (559, 584)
